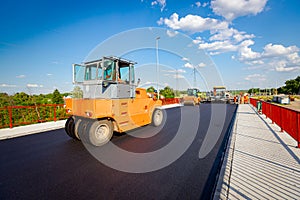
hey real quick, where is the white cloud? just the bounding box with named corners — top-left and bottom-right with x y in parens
top-left (151, 1), bottom-right (157, 6)
top-left (233, 31), bottom-right (255, 43)
top-left (195, 2), bottom-right (201, 7)
top-left (173, 74), bottom-right (185, 79)
top-left (244, 74), bottom-right (266, 82)
top-left (209, 27), bottom-right (254, 42)
top-left (164, 73), bottom-right (185, 79)
top-left (238, 39), bottom-right (260, 61)
top-left (237, 42), bottom-right (300, 72)
top-left (211, 0), bottom-right (268, 21)
top-left (16, 75), bottom-right (25, 78)
top-left (183, 62), bottom-right (206, 69)
top-left (177, 69), bottom-right (186, 73)
top-left (158, 13), bottom-right (228, 33)
top-left (199, 40), bottom-right (238, 55)
top-left (182, 57), bottom-right (189, 61)
top-left (198, 62), bottom-right (206, 67)
top-left (0, 83), bottom-right (17, 87)
top-left (156, 0), bottom-right (299, 75)
top-left (184, 63), bottom-right (194, 69)
top-left (162, 68), bottom-right (187, 78)
top-left (202, 2), bottom-right (209, 7)
top-left (192, 2), bottom-right (209, 7)
top-left (27, 84), bottom-right (43, 88)
top-left (193, 37), bottom-right (203, 44)
top-left (275, 66), bottom-right (298, 72)
top-left (162, 69), bottom-right (186, 73)
top-left (151, 0), bottom-right (166, 11)
top-left (47, 73), bottom-right (53, 76)
top-left (158, 12), bottom-right (258, 56)
top-left (199, 26), bottom-right (256, 55)
top-left (144, 81), bottom-right (153, 85)
top-left (166, 29), bottom-right (178, 37)
top-left (262, 43), bottom-right (299, 57)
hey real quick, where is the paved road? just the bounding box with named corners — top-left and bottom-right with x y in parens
top-left (0, 104), bottom-right (237, 200)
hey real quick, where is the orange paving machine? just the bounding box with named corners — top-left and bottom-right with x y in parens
top-left (182, 88), bottom-right (201, 106)
top-left (65, 56), bottom-right (164, 146)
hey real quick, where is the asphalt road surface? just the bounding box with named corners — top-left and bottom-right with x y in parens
top-left (0, 104), bottom-right (237, 200)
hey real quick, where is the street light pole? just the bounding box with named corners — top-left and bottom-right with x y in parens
top-left (156, 36), bottom-right (160, 99)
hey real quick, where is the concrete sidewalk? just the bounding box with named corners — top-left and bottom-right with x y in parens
top-left (0, 120), bottom-right (66, 140)
top-left (214, 104), bottom-right (300, 199)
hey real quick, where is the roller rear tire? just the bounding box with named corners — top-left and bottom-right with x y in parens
top-left (65, 116), bottom-right (76, 139)
top-left (88, 120), bottom-right (113, 146)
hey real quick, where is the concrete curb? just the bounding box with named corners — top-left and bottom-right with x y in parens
top-left (0, 120), bottom-right (66, 140)
top-left (213, 106), bottom-right (239, 200)
top-left (161, 103), bottom-right (183, 109)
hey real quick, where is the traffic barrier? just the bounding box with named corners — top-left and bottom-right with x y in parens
top-left (250, 98), bottom-right (300, 148)
top-left (161, 98), bottom-right (181, 105)
top-left (0, 104), bottom-right (68, 129)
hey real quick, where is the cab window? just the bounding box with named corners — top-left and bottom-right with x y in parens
top-left (103, 60), bottom-right (116, 81)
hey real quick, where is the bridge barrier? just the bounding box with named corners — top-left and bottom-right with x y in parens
top-left (0, 104), bottom-right (68, 129)
top-left (0, 98), bottom-right (182, 129)
top-left (250, 98), bottom-right (300, 148)
top-left (161, 98), bottom-right (181, 105)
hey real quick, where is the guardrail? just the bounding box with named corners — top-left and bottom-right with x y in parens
top-left (161, 98), bottom-right (181, 105)
top-left (250, 98), bottom-right (300, 148)
top-left (0, 104), bottom-right (68, 129)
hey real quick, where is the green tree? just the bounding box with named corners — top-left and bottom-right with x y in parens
top-left (146, 86), bottom-right (156, 93)
top-left (13, 92), bottom-right (31, 106)
top-left (0, 93), bottom-right (12, 107)
top-left (52, 89), bottom-right (64, 104)
top-left (278, 76), bottom-right (300, 94)
top-left (247, 88), bottom-right (260, 95)
top-left (72, 86), bottom-right (83, 98)
top-left (160, 86), bottom-right (175, 98)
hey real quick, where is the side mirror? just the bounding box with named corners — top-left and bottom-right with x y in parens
top-left (137, 78), bottom-right (141, 86)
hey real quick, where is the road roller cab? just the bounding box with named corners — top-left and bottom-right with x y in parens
top-left (210, 86), bottom-right (230, 103)
top-left (65, 56), bottom-right (164, 146)
top-left (183, 88), bottom-right (200, 106)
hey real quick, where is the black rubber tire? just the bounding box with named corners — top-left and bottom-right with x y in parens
top-left (65, 116), bottom-right (76, 139)
top-left (77, 118), bottom-right (92, 142)
top-left (74, 118), bottom-right (82, 140)
top-left (151, 108), bottom-right (165, 127)
top-left (88, 120), bottom-right (113, 147)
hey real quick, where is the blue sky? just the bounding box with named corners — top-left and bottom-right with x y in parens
top-left (0, 0), bottom-right (300, 94)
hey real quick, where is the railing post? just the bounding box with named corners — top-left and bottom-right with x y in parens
top-left (271, 104), bottom-right (274, 124)
top-left (297, 112), bottom-right (300, 148)
top-left (8, 106), bottom-right (13, 129)
top-left (54, 105), bottom-right (57, 122)
top-left (266, 103), bottom-right (268, 119)
top-left (280, 106), bottom-right (283, 132)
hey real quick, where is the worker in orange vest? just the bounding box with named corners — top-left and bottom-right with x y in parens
top-left (244, 95), bottom-right (249, 104)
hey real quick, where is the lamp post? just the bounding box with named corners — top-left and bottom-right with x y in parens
top-left (156, 36), bottom-right (160, 99)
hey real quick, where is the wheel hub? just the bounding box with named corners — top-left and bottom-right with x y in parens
top-left (95, 124), bottom-right (109, 140)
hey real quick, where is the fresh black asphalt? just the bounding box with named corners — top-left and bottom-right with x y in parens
top-left (0, 104), bottom-right (237, 200)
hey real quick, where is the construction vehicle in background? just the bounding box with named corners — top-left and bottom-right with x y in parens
top-left (208, 86), bottom-right (231, 103)
top-left (182, 88), bottom-right (201, 106)
top-left (65, 56), bottom-right (164, 146)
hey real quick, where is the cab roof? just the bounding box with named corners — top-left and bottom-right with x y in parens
top-left (84, 56), bottom-right (136, 65)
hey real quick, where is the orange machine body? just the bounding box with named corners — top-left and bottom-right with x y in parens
top-left (65, 88), bottom-right (162, 132)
